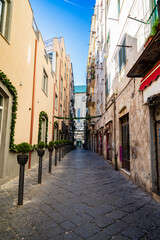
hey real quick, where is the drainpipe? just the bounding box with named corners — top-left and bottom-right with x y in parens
top-left (28, 39), bottom-right (38, 169)
top-left (113, 94), bottom-right (118, 171)
top-left (58, 59), bottom-right (61, 140)
top-left (52, 83), bottom-right (56, 140)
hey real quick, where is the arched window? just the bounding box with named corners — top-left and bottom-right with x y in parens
top-left (77, 108), bottom-right (80, 123)
top-left (41, 117), bottom-right (46, 142)
top-left (38, 111), bottom-right (48, 144)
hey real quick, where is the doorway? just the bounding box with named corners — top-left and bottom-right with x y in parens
top-left (121, 114), bottom-right (130, 171)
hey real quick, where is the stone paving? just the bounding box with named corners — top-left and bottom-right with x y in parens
top-left (0, 149), bottom-right (160, 240)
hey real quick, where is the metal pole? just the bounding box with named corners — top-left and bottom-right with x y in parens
top-left (55, 149), bottom-right (57, 166)
top-left (49, 151), bottom-right (52, 173)
top-left (38, 156), bottom-right (42, 184)
top-left (62, 146), bottom-right (64, 158)
top-left (18, 165), bottom-right (25, 205)
top-left (59, 148), bottom-right (61, 161)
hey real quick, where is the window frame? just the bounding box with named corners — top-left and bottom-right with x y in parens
top-left (119, 37), bottom-right (126, 73)
top-left (55, 93), bottom-right (58, 110)
top-left (60, 104), bottom-right (62, 117)
top-left (42, 69), bottom-right (48, 96)
top-left (0, 0), bottom-right (12, 42)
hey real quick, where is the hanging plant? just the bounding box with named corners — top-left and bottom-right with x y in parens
top-left (151, 17), bottom-right (159, 36)
top-left (38, 111), bottom-right (48, 145)
top-left (0, 71), bottom-right (18, 151)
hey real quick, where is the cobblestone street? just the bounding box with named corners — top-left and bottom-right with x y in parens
top-left (0, 149), bottom-right (160, 240)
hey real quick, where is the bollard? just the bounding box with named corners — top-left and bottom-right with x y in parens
top-left (37, 149), bottom-right (45, 184)
top-left (55, 147), bottom-right (58, 166)
top-left (59, 146), bottom-right (61, 162)
top-left (62, 146), bottom-right (64, 159)
top-left (17, 155), bottom-right (28, 205)
top-left (49, 151), bottom-right (52, 173)
top-left (48, 146), bottom-right (53, 173)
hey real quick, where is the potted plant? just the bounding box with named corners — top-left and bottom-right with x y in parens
top-left (37, 141), bottom-right (45, 157)
top-left (17, 142), bottom-right (31, 165)
top-left (37, 141), bottom-right (45, 184)
top-left (58, 140), bottom-right (63, 148)
top-left (61, 140), bottom-right (65, 158)
top-left (54, 140), bottom-right (59, 150)
top-left (48, 141), bottom-right (54, 173)
top-left (48, 141), bottom-right (54, 152)
top-left (16, 142), bottom-right (31, 205)
top-left (54, 140), bottom-right (59, 166)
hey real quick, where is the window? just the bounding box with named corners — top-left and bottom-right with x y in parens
top-left (64, 88), bottom-right (66, 106)
top-left (0, 0), bottom-right (12, 41)
top-left (0, 94), bottom-right (3, 144)
top-left (119, 37), bottom-right (126, 72)
top-left (41, 117), bottom-right (46, 142)
top-left (77, 108), bottom-right (80, 123)
top-left (107, 30), bottom-right (110, 51)
top-left (42, 69), bottom-right (48, 95)
top-left (60, 77), bottom-right (63, 100)
top-left (106, 73), bottom-right (111, 95)
top-left (101, 92), bottom-right (103, 104)
top-left (60, 104), bottom-right (62, 117)
top-left (55, 93), bottom-right (58, 110)
top-left (66, 96), bottom-right (68, 110)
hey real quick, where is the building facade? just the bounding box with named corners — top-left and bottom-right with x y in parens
top-left (74, 86), bottom-right (86, 147)
top-left (86, 0), bottom-right (160, 200)
top-left (0, 0), bottom-right (74, 185)
top-left (45, 37), bottom-right (75, 141)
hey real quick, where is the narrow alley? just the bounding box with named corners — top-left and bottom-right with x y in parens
top-left (0, 149), bottom-right (160, 240)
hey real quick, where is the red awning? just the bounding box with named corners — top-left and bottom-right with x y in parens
top-left (139, 62), bottom-right (160, 91)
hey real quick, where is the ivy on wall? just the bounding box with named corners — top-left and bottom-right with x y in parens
top-left (0, 71), bottom-right (18, 151)
top-left (54, 115), bottom-right (101, 120)
top-left (38, 111), bottom-right (48, 144)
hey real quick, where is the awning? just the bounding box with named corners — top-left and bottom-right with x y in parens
top-left (139, 62), bottom-right (160, 90)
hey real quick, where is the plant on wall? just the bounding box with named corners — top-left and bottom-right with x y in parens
top-left (151, 17), bottom-right (159, 36)
top-left (38, 111), bottom-right (48, 145)
top-left (0, 71), bottom-right (18, 151)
